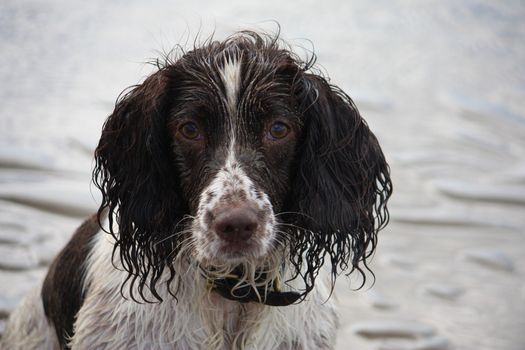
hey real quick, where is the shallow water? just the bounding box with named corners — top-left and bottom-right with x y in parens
top-left (1, 0), bottom-right (524, 348)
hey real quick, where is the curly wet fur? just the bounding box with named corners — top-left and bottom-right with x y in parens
top-left (93, 31), bottom-right (392, 304)
top-left (2, 30), bottom-right (392, 350)
top-left (69, 229), bottom-right (338, 349)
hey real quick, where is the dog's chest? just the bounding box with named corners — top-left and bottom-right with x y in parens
top-left (69, 233), bottom-right (338, 349)
top-left (71, 281), bottom-right (337, 349)
top-left (72, 289), bottom-right (293, 349)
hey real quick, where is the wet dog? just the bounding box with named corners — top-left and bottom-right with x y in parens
top-left (2, 31), bottom-right (392, 349)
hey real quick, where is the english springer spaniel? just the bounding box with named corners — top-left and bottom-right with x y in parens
top-left (2, 31), bottom-right (392, 349)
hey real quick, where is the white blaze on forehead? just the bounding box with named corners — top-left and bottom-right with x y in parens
top-left (219, 55), bottom-right (242, 167)
top-left (219, 56), bottom-right (242, 116)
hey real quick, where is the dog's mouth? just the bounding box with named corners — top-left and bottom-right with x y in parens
top-left (204, 266), bottom-right (301, 306)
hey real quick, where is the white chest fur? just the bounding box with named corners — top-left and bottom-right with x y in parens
top-left (69, 231), bottom-right (339, 349)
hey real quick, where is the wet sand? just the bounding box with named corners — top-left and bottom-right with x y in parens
top-left (1, 1), bottom-right (524, 349)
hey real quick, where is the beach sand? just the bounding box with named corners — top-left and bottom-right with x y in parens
top-left (1, 1), bottom-right (524, 349)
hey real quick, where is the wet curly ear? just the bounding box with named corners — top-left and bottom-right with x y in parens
top-left (93, 68), bottom-right (188, 302)
top-left (284, 73), bottom-right (392, 295)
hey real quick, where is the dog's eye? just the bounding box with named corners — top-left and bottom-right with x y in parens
top-left (268, 122), bottom-right (290, 140)
top-left (179, 122), bottom-right (202, 140)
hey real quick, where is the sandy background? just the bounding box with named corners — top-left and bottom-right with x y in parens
top-left (1, 1), bottom-right (524, 349)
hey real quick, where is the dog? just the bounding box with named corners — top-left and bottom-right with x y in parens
top-left (1, 31), bottom-right (392, 349)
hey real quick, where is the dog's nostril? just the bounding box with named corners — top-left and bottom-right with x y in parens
top-left (214, 207), bottom-right (258, 242)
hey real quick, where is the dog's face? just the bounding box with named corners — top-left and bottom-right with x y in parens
top-left (94, 33), bottom-right (392, 302)
top-left (168, 56), bottom-right (302, 264)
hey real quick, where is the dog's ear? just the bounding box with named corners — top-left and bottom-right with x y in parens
top-left (285, 73), bottom-right (392, 292)
top-left (93, 68), bottom-right (186, 301)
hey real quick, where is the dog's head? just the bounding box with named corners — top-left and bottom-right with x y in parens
top-left (93, 32), bottom-right (392, 303)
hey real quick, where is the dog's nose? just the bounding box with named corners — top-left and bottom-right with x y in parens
top-left (214, 207), bottom-right (258, 242)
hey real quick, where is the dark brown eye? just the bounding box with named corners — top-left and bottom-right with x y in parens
top-left (268, 122), bottom-right (290, 140)
top-left (179, 122), bottom-right (201, 140)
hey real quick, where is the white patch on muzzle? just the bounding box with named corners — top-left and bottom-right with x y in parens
top-left (193, 150), bottom-right (276, 263)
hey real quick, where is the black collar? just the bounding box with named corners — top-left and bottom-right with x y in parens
top-left (209, 271), bottom-right (302, 307)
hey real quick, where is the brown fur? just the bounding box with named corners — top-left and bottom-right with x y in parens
top-left (41, 214), bottom-right (100, 349)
